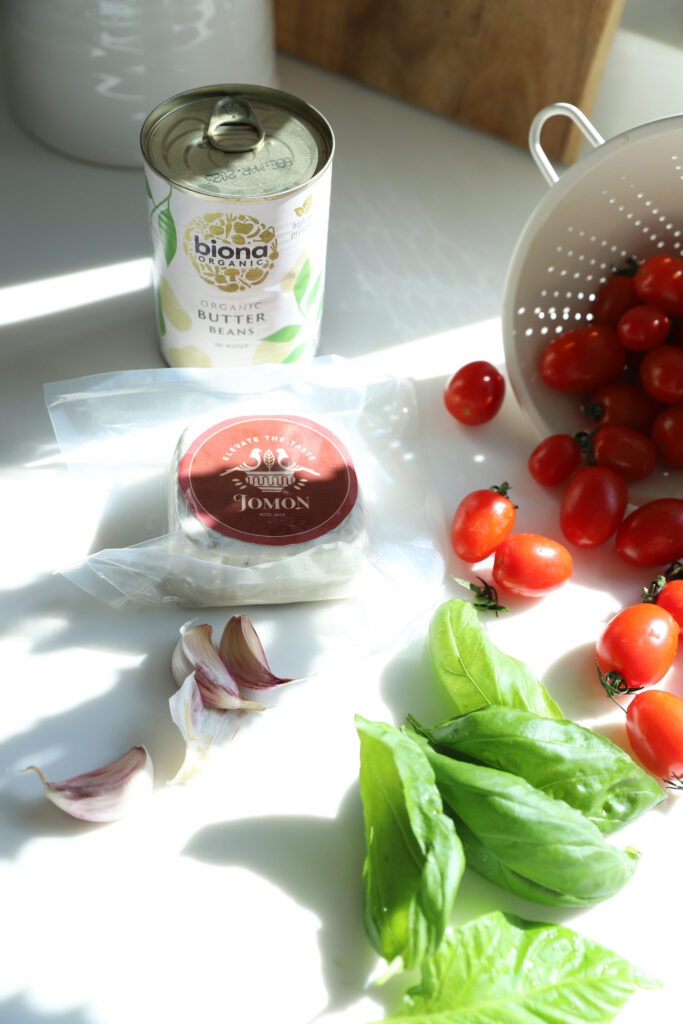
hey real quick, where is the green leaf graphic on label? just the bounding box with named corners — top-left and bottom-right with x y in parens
top-left (155, 283), bottom-right (166, 336)
top-left (306, 272), bottom-right (322, 311)
top-left (283, 342), bottom-right (307, 363)
top-left (293, 259), bottom-right (311, 310)
top-left (261, 324), bottom-right (302, 344)
top-left (158, 207), bottom-right (177, 266)
top-left (144, 175), bottom-right (153, 199)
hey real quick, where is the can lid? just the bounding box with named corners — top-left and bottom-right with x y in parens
top-left (141, 85), bottom-right (334, 200)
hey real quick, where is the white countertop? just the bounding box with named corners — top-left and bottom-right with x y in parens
top-left (2, 26), bottom-right (683, 1024)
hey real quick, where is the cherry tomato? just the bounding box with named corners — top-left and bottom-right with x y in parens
top-left (450, 483), bottom-right (516, 563)
top-left (617, 304), bottom-right (671, 351)
top-left (652, 579), bottom-right (683, 628)
top-left (639, 344), bottom-right (683, 404)
top-left (651, 404), bottom-right (683, 468)
top-left (616, 499), bottom-right (683, 567)
top-left (539, 325), bottom-right (625, 394)
top-left (635, 253), bottom-right (683, 316)
top-left (591, 271), bottom-right (639, 327)
top-left (590, 424), bottom-right (658, 482)
top-left (492, 533), bottom-right (572, 597)
top-left (596, 603), bottom-right (679, 691)
top-left (444, 361), bottom-right (505, 425)
top-left (559, 465), bottom-right (628, 548)
top-left (581, 381), bottom-right (662, 433)
top-left (528, 434), bottom-right (581, 486)
top-left (626, 689), bottom-right (683, 781)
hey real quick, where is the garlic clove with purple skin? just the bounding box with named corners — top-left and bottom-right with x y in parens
top-left (21, 746), bottom-right (153, 823)
top-left (168, 675), bottom-right (244, 784)
top-left (172, 621), bottom-right (264, 711)
top-left (218, 615), bottom-right (295, 690)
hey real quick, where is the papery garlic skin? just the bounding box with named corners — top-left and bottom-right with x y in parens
top-left (172, 622), bottom-right (264, 711)
top-left (23, 746), bottom-right (153, 823)
top-left (219, 615), bottom-right (295, 690)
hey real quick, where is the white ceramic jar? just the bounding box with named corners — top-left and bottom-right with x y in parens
top-left (0, 0), bottom-right (277, 167)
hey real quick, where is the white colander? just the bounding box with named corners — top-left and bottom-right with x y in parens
top-left (502, 102), bottom-right (683, 503)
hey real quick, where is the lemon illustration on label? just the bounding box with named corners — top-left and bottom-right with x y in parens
top-left (160, 277), bottom-right (192, 331)
top-left (168, 345), bottom-right (213, 368)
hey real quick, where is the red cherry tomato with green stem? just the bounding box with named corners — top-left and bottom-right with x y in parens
top-left (635, 253), bottom-right (683, 316)
top-left (540, 325), bottom-right (626, 394)
top-left (616, 499), bottom-right (683, 567)
top-left (581, 381), bottom-right (662, 433)
top-left (444, 361), bottom-right (505, 425)
top-left (651, 405), bottom-right (683, 468)
top-left (450, 482), bottom-right (516, 563)
top-left (559, 465), bottom-right (628, 548)
top-left (591, 269), bottom-right (639, 327)
top-left (596, 603), bottom-right (679, 693)
top-left (642, 564), bottom-right (683, 628)
top-left (617, 304), bottom-right (671, 351)
top-left (492, 533), bottom-right (572, 597)
top-left (639, 344), bottom-right (683, 404)
top-left (528, 434), bottom-right (581, 486)
top-left (625, 689), bottom-right (683, 783)
top-left (580, 424), bottom-right (658, 482)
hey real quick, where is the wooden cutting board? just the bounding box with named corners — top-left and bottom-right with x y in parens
top-left (274, 0), bottom-right (625, 164)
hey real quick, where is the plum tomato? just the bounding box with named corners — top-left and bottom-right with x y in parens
top-left (581, 380), bottom-right (662, 433)
top-left (590, 424), bottom-right (658, 482)
top-left (591, 271), bottom-right (639, 327)
top-left (528, 434), bottom-right (581, 486)
top-left (626, 689), bottom-right (683, 782)
top-left (639, 344), bottom-right (683, 404)
top-left (444, 361), bottom-right (505, 425)
top-left (617, 304), bottom-right (671, 351)
top-left (450, 483), bottom-right (516, 563)
top-left (539, 325), bottom-right (625, 394)
top-left (492, 533), bottom-right (572, 597)
top-left (651, 404), bottom-right (683, 468)
top-left (596, 603), bottom-right (679, 692)
top-left (634, 253), bottom-right (683, 316)
top-left (616, 498), bottom-right (683, 567)
top-left (559, 465), bottom-right (628, 548)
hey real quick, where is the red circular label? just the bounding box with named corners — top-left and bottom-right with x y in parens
top-left (178, 415), bottom-right (358, 546)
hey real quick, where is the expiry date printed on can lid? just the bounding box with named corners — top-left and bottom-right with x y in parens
top-left (140, 84), bottom-right (334, 200)
top-left (178, 414), bottom-right (358, 545)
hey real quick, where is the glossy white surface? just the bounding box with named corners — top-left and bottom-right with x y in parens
top-left (1, 29), bottom-right (683, 1024)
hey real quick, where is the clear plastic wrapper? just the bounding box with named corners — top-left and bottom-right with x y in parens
top-left (44, 357), bottom-right (445, 617)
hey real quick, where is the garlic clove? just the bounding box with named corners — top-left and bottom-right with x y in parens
top-left (168, 675), bottom-right (244, 784)
top-left (172, 621), bottom-right (263, 711)
top-left (21, 746), bottom-right (153, 823)
top-left (218, 615), bottom-right (295, 690)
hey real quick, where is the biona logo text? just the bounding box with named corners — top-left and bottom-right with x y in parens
top-left (184, 211), bottom-right (279, 293)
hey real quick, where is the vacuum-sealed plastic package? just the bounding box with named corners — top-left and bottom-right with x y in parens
top-left (44, 356), bottom-right (445, 609)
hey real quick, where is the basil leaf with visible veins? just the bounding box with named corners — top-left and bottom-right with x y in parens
top-left (375, 911), bottom-right (660, 1024)
top-left (429, 598), bottom-right (563, 719)
top-left (356, 716), bottom-right (464, 972)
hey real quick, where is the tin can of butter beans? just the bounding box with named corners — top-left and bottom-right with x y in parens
top-left (140, 84), bottom-right (334, 369)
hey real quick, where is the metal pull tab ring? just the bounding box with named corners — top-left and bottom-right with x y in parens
top-left (529, 102), bottom-right (605, 186)
top-left (207, 96), bottom-right (266, 153)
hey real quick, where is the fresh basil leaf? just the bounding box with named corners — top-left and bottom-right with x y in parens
top-left (375, 911), bottom-right (661, 1024)
top-left (429, 598), bottom-right (563, 719)
top-left (356, 716), bottom-right (464, 971)
top-left (422, 743), bottom-right (639, 906)
top-left (407, 706), bottom-right (665, 833)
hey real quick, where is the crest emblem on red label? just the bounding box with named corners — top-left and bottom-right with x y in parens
top-left (178, 415), bottom-right (358, 545)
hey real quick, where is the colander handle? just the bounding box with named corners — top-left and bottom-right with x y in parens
top-left (529, 102), bottom-right (605, 186)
